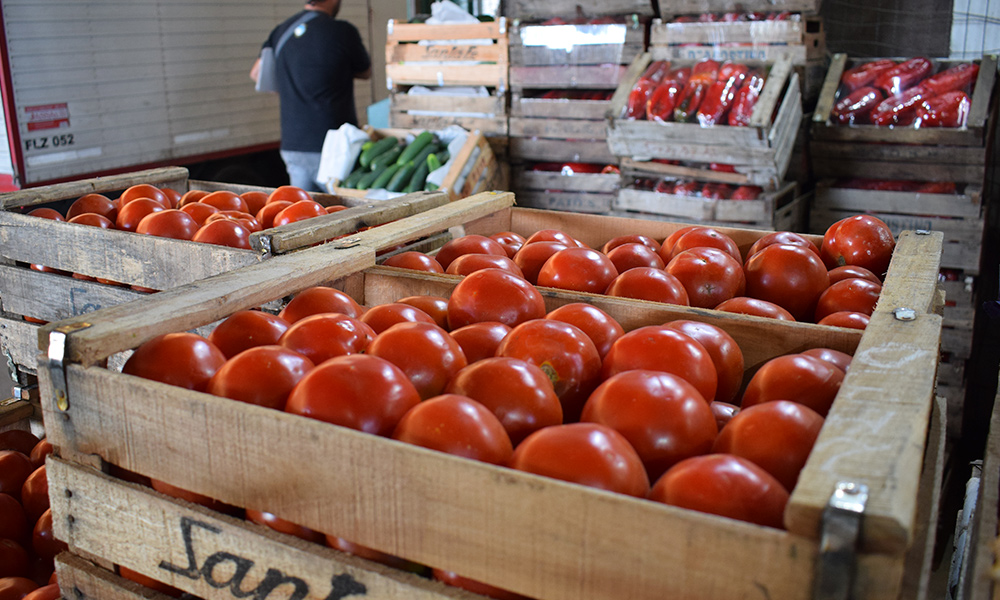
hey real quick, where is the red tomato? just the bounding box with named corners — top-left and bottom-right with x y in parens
top-left (67, 193), bottom-right (117, 221)
top-left (714, 296), bottom-right (796, 320)
top-left (367, 322), bottom-right (468, 399)
top-left (821, 215), bottom-right (896, 277)
top-left (278, 286), bottom-right (363, 322)
top-left (0, 578), bottom-right (38, 600)
top-left (711, 401), bottom-right (740, 430)
top-left (119, 184), bottom-right (169, 208)
top-left (31, 510), bottom-right (67, 561)
top-left (208, 310), bottom-right (290, 358)
top-left (744, 244), bottom-right (830, 321)
top-left (496, 319), bottom-right (602, 422)
top-left (663, 320), bottom-right (744, 404)
top-left (360, 302), bottom-right (436, 335)
top-left (268, 185), bottom-right (313, 204)
top-left (601, 234), bottom-right (661, 255)
top-left (814, 278), bottom-right (882, 321)
top-left (511, 241), bottom-right (568, 284)
top-left (511, 423), bottom-right (649, 497)
top-left (26, 208), bottom-right (63, 221)
top-left (381, 251), bottom-right (444, 273)
top-left (211, 210), bottom-right (261, 233)
top-left (741, 354), bottom-right (845, 417)
top-left (240, 191), bottom-right (270, 216)
top-left (447, 269), bottom-right (546, 330)
top-left (192, 219), bottom-right (251, 249)
top-left (800, 347), bottom-right (853, 373)
top-left (272, 200), bottom-right (326, 226)
top-left (150, 479), bottom-right (236, 515)
top-left (285, 354), bottom-right (421, 436)
top-left (605, 243), bottom-right (665, 273)
top-left (207, 346), bottom-right (314, 410)
top-left (245, 509), bottom-right (325, 543)
top-left (19, 466), bottom-right (47, 524)
top-left (649, 454), bottom-right (789, 528)
top-left (179, 189), bottom-right (209, 207)
top-left (255, 200), bottom-right (293, 229)
top-left (67, 213), bottom-right (113, 229)
top-left (432, 570), bottom-right (530, 600)
top-left (666, 247), bottom-right (745, 308)
top-left (0, 432), bottom-right (39, 456)
top-left (395, 295), bottom-right (450, 329)
top-left (326, 205), bottom-right (348, 214)
top-left (604, 267), bottom-right (690, 306)
top-left (582, 370), bottom-right (716, 481)
top-left (116, 198), bottom-right (165, 232)
top-left (446, 253), bottom-right (524, 278)
top-left (449, 321), bottom-right (511, 363)
top-left (524, 229), bottom-right (585, 248)
top-left (0, 539), bottom-right (29, 579)
top-left (828, 265), bottom-right (882, 285)
top-left (20, 584), bottom-right (60, 600)
top-left (326, 536), bottom-right (426, 574)
top-left (199, 190), bottom-right (248, 213)
top-left (434, 235), bottom-right (509, 270)
top-left (179, 202), bottom-right (220, 226)
top-left (445, 357), bottom-right (563, 445)
top-left (118, 566), bottom-right (183, 597)
top-left (0, 493), bottom-right (29, 543)
top-left (537, 247), bottom-right (618, 294)
top-left (661, 226), bottom-right (742, 263)
top-left (0, 452), bottom-right (32, 501)
top-left (121, 333), bottom-right (227, 392)
top-left (602, 326), bottom-right (718, 404)
top-left (392, 394), bottom-right (513, 464)
top-left (135, 209), bottom-right (199, 240)
top-left (817, 311), bottom-right (870, 330)
top-left (279, 313), bottom-right (371, 364)
top-left (747, 231), bottom-right (820, 260)
top-left (489, 231), bottom-right (526, 258)
top-left (545, 303), bottom-right (624, 360)
top-left (713, 400), bottom-right (824, 491)
top-left (28, 441), bottom-right (53, 470)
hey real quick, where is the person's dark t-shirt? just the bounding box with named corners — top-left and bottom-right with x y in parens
top-left (263, 10), bottom-right (371, 152)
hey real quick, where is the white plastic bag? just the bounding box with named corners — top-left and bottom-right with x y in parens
top-left (316, 124), bottom-right (372, 192)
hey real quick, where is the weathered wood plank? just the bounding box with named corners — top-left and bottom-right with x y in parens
top-left (659, 0), bottom-right (821, 17)
top-left (512, 191), bottom-right (615, 215)
top-left (650, 17), bottom-right (812, 45)
top-left (55, 553), bottom-right (176, 600)
top-left (503, 0), bottom-right (654, 19)
top-left (814, 184), bottom-right (983, 219)
top-left (0, 167), bottom-right (189, 210)
top-left (513, 169), bottom-right (621, 194)
top-left (510, 95), bottom-right (610, 119)
top-left (510, 65), bottom-right (627, 90)
top-left (508, 138), bottom-right (616, 164)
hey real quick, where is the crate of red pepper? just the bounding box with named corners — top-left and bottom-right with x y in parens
top-left (606, 52), bottom-right (802, 189)
top-left (511, 161), bottom-right (621, 214)
top-left (810, 54), bottom-right (998, 184)
top-left (613, 177), bottom-right (803, 229)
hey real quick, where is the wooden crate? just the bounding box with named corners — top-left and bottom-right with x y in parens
top-left (960, 373), bottom-right (1000, 600)
top-left (36, 187), bottom-right (947, 600)
top-left (385, 20), bottom-right (509, 90)
top-left (333, 128), bottom-right (505, 201)
top-left (511, 167), bottom-right (620, 214)
top-left (503, 0), bottom-right (655, 21)
top-left (508, 91), bottom-right (617, 164)
top-left (659, 0), bottom-right (822, 18)
top-left (810, 54), bottom-right (999, 185)
top-left (388, 88), bottom-right (509, 137)
top-left (606, 53), bottom-right (803, 188)
top-left (613, 180), bottom-right (806, 229)
top-left (509, 19), bottom-right (647, 68)
top-left (810, 181), bottom-right (986, 273)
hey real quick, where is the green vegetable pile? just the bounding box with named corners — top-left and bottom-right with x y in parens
top-left (341, 131), bottom-right (450, 193)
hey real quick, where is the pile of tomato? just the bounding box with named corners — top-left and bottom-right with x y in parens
top-left (0, 432), bottom-right (63, 600)
top-left (630, 176), bottom-right (763, 200)
top-left (105, 214), bottom-right (893, 599)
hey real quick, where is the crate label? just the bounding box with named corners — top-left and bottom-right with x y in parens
top-left (69, 287), bottom-right (104, 316)
top-left (414, 44), bottom-right (485, 61)
top-left (674, 46), bottom-right (770, 62)
top-left (24, 103), bottom-right (70, 131)
top-left (519, 24), bottom-right (626, 50)
top-left (159, 516), bottom-right (368, 600)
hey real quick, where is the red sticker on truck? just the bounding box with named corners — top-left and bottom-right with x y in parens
top-left (25, 103), bottom-right (70, 131)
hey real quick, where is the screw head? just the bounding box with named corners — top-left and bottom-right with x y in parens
top-left (893, 307), bottom-right (917, 321)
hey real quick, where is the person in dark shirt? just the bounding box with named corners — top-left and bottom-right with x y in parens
top-left (251, 0), bottom-right (372, 191)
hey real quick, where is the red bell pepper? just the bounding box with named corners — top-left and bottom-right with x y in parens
top-left (639, 60), bottom-right (673, 84)
top-left (646, 67), bottom-right (690, 122)
top-left (914, 181), bottom-right (958, 194)
top-left (673, 181), bottom-right (700, 196)
top-left (871, 85), bottom-right (928, 127)
top-left (701, 183), bottom-right (733, 199)
top-left (865, 180), bottom-right (919, 192)
top-left (674, 59), bottom-right (720, 122)
top-left (600, 164), bottom-right (621, 175)
top-left (874, 57), bottom-right (933, 96)
top-left (731, 185), bottom-right (763, 200)
top-left (728, 70), bottom-right (765, 126)
top-left (922, 62), bottom-right (980, 96)
top-left (697, 62), bottom-right (749, 126)
top-left (654, 179), bottom-right (675, 193)
top-left (915, 91), bottom-right (971, 128)
top-left (840, 59), bottom-right (896, 92)
top-left (625, 79), bottom-right (656, 119)
top-left (710, 163), bottom-right (737, 173)
top-left (559, 163), bottom-right (605, 175)
top-left (831, 86), bottom-right (884, 125)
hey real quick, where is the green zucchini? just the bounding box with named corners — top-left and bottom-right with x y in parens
top-left (356, 165), bottom-right (387, 190)
top-left (370, 146), bottom-right (404, 171)
top-left (396, 131), bottom-right (436, 165)
top-left (387, 161), bottom-right (416, 192)
top-left (342, 165), bottom-right (368, 189)
top-left (426, 152), bottom-right (444, 173)
top-left (403, 160), bottom-right (430, 193)
top-left (359, 136), bottom-right (398, 168)
top-left (371, 163), bottom-right (404, 190)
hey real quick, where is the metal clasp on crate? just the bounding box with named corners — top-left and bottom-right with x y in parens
top-left (812, 482), bottom-right (869, 600)
top-left (251, 234), bottom-right (273, 260)
top-left (47, 322), bottom-right (92, 412)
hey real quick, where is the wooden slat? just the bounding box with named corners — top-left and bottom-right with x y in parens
top-left (0, 167), bottom-right (189, 210)
top-left (503, 0), bottom-right (655, 19)
top-left (513, 170), bottom-right (621, 194)
top-left (814, 183), bottom-right (983, 219)
top-left (511, 191), bottom-right (615, 215)
top-left (510, 65), bottom-right (627, 90)
top-left (386, 63), bottom-right (508, 89)
top-left (508, 138), bottom-right (616, 164)
top-left (650, 18), bottom-right (809, 46)
top-left (652, 43), bottom-right (814, 66)
top-left (1, 317), bottom-right (42, 375)
top-left (967, 54), bottom-right (998, 131)
top-left (390, 93), bottom-right (504, 114)
top-left (659, 0), bottom-right (821, 16)
top-left (389, 113), bottom-right (510, 137)
top-left (621, 158), bottom-right (757, 186)
top-left (509, 117), bottom-right (607, 139)
top-left (387, 20), bottom-right (503, 44)
top-left (56, 553), bottom-right (176, 600)
top-left (510, 96), bottom-right (610, 119)
top-left (751, 54), bottom-right (794, 129)
top-left (0, 265), bottom-right (145, 323)
top-left (387, 43), bottom-right (505, 64)
top-left (0, 397), bottom-right (34, 430)
top-left (809, 141), bottom-right (987, 184)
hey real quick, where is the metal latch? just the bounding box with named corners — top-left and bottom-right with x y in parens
top-left (812, 482), bottom-right (869, 600)
top-left (251, 233), bottom-right (273, 259)
top-left (47, 323), bottom-right (91, 411)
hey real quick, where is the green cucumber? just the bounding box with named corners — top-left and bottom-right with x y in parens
top-left (409, 142), bottom-right (442, 172)
top-left (356, 165), bottom-right (387, 190)
top-left (371, 163), bottom-right (404, 190)
top-left (370, 146), bottom-right (404, 171)
top-left (403, 160), bottom-right (430, 193)
top-left (387, 161), bottom-right (417, 192)
top-left (342, 165), bottom-right (368, 189)
top-left (359, 136), bottom-right (398, 168)
top-left (396, 131), bottom-right (436, 165)
top-left (426, 152), bottom-right (443, 172)
top-left (425, 182), bottom-right (439, 191)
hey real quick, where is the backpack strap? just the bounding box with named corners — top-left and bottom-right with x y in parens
top-left (275, 10), bottom-right (321, 57)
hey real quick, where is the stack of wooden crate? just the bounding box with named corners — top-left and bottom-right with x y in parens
top-left (809, 53), bottom-right (999, 438)
top-left (503, 0), bottom-right (654, 213)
